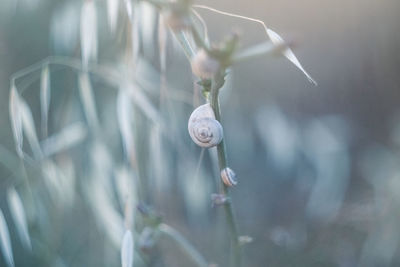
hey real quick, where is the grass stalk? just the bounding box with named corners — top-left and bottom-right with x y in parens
top-left (172, 30), bottom-right (196, 59)
top-left (165, 4), bottom-right (243, 263)
top-left (158, 223), bottom-right (208, 267)
top-left (10, 56), bottom-right (122, 93)
top-left (210, 72), bottom-right (242, 267)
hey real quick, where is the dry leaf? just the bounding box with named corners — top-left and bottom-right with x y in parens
top-left (267, 29), bottom-right (317, 85)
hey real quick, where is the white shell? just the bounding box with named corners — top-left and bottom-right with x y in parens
top-left (221, 167), bottom-right (237, 187)
top-left (188, 103), bottom-right (223, 148)
top-left (191, 49), bottom-right (220, 79)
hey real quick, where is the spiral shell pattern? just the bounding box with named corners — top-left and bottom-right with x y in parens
top-left (221, 167), bottom-right (237, 187)
top-left (188, 103), bottom-right (223, 148)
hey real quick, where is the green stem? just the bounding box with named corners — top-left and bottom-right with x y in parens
top-left (158, 223), bottom-right (208, 267)
top-left (145, 2), bottom-right (242, 264)
top-left (209, 72), bottom-right (242, 267)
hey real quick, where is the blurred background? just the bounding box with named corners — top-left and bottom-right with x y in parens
top-left (1, 0), bottom-right (400, 266)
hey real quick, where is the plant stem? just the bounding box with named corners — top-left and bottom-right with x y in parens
top-left (147, 2), bottom-right (242, 264)
top-left (209, 72), bottom-right (242, 267)
top-left (158, 223), bottom-right (208, 267)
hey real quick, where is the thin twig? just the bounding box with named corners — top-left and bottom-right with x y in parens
top-left (193, 4), bottom-right (270, 41)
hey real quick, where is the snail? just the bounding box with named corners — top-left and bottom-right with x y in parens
top-left (191, 49), bottom-right (220, 79)
top-left (188, 103), bottom-right (223, 148)
top-left (221, 167), bottom-right (237, 187)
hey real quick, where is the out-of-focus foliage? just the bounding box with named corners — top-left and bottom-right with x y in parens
top-left (0, 0), bottom-right (400, 267)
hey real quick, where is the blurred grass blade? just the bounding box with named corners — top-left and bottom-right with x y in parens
top-left (158, 14), bottom-right (168, 104)
top-left (50, 3), bottom-right (79, 55)
top-left (7, 187), bottom-right (32, 251)
top-left (40, 65), bottom-right (50, 137)
top-left (158, 14), bottom-right (167, 75)
top-left (140, 2), bottom-right (157, 58)
top-left (266, 29), bottom-right (317, 85)
top-left (80, 0), bottom-right (98, 67)
top-left (149, 125), bottom-right (170, 190)
top-left (19, 96), bottom-right (43, 159)
top-left (42, 160), bottom-right (63, 202)
top-left (78, 72), bottom-right (100, 130)
top-left (86, 178), bottom-right (124, 247)
top-left (121, 230), bottom-right (134, 267)
top-left (41, 122), bottom-right (87, 157)
top-left (132, 6), bottom-right (140, 65)
top-left (128, 84), bottom-right (160, 124)
top-left (117, 88), bottom-right (135, 159)
top-left (90, 142), bottom-right (113, 190)
top-left (114, 167), bottom-right (137, 227)
top-left (255, 106), bottom-right (298, 171)
top-left (9, 85), bottom-right (23, 158)
top-left (42, 159), bottom-right (76, 207)
top-left (0, 209), bottom-right (14, 267)
top-left (124, 0), bottom-right (133, 21)
top-left (107, 0), bottom-right (119, 32)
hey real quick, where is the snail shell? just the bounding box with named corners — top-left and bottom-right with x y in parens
top-left (188, 103), bottom-right (223, 148)
top-left (191, 49), bottom-right (220, 79)
top-left (221, 167), bottom-right (237, 187)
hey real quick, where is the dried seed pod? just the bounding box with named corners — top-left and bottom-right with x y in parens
top-left (221, 167), bottom-right (237, 187)
top-left (191, 49), bottom-right (220, 79)
top-left (188, 103), bottom-right (223, 148)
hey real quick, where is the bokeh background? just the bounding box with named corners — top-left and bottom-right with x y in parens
top-left (1, 0), bottom-right (400, 266)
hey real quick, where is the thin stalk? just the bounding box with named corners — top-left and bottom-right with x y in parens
top-left (210, 72), bottom-right (242, 267)
top-left (190, 23), bottom-right (209, 51)
top-left (10, 56), bottom-right (122, 93)
top-left (191, 9), bottom-right (209, 46)
top-left (135, 2), bottom-right (243, 265)
top-left (158, 223), bottom-right (208, 267)
top-left (172, 30), bottom-right (196, 60)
